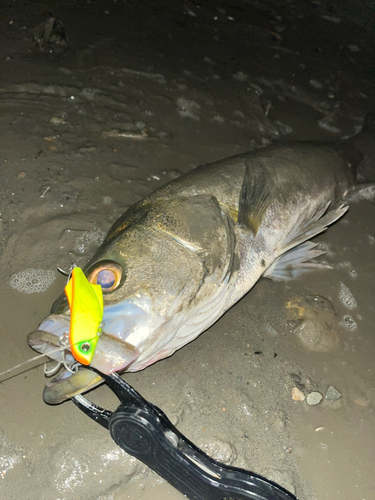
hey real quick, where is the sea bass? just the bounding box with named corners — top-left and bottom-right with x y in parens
top-left (28, 116), bottom-right (375, 404)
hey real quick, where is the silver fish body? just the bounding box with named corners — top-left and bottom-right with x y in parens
top-left (28, 122), bottom-right (374, 404)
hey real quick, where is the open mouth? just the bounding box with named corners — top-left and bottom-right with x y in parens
top-left (27, 327), bottom-right (103, 404)
top-left (28, 315), bottom-right (140, 404)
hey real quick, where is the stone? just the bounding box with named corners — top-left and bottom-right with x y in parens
top-left (286, 295), bottom-right (338, 352)
top-left (49, 116), bottom-right (64, 125)
top-left (325, 385), bottom-right (341, 401)
top-left (294, 318), bottom-right (338, 352)
top-left (306, 392), bottom-right (323, 406)
top-left (292, 387), bottom-right (305, 401)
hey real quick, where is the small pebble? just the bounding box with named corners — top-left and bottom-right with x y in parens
top-left (198, 437), bottom-right (236, 464)
top-left (49, 116), bottom-right (64, 125)
top-left (306, 392), bottom-right (323, 406)
top-left (292, 387), bottom-right (305, 401)
top-left (325, 385), bottom-right (341, 401)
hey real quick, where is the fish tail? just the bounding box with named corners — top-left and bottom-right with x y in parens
top-left (346, 112), bottom-right (375, 183)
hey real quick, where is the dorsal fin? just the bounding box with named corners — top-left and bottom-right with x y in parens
top-left (237, 162), bottom-right (275, 234)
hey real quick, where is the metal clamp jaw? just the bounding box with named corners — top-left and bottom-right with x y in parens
top-left (73, 372), bottom-right (298, 500)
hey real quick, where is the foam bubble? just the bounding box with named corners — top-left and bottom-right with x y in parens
top-left (75, 229), bottom-right (105, 253)
top-left (342, 315), bottom-right (357, 330)
top-left (10, 269), bottom-right (56, 294)
top-left (338, 283), bottom-right (357, 310)
top-left (0, 432), bottom-right (25, 479)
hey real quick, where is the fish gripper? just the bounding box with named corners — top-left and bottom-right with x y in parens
top-left (73, 371), bottom-right (298, 500)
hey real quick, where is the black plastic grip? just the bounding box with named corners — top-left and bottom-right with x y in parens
top-left (74, 373), bottom-right (298, 500)
top-left (109, 404), bottom-right (297, 500)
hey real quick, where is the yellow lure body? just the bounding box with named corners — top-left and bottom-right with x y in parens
top-left (64, 267), bottom-right (104, 365)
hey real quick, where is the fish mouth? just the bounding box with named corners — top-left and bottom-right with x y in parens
top-left (28, 312), bottom-right (141, 404)
top-left (43, 367), bottom-right (104, 405)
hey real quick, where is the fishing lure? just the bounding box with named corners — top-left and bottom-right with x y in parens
top-left (64, 267), bottom-right (103, 365)
top-left (1, 267), bottom-right (138, 396)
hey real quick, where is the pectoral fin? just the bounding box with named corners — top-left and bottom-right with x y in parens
top-left (264, 241), bottom-right (330, 281)
top-left (265, 203), bottom-right (348, 281)
top-left (278, 203), bottom-right (348, 254)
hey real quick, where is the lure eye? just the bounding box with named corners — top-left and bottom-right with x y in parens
top-left (88, 262), bottom-right (123, 292)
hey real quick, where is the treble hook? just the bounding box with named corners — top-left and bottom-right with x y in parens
top-left (57, 263), bottom-right (78, 283)
top-left (43, 332), bottom-right (79, 376)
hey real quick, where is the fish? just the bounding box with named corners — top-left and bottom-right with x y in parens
top-left (28, 114), bottom-right (375, 404)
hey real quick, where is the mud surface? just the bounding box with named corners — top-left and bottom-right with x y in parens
top-left (1, 1), bottom-right (375, 499)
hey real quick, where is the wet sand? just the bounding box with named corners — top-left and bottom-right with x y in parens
top-left (0, 1), bottom-right (374, 499)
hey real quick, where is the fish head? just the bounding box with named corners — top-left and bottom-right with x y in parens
top-left (28, 195), bottom-right (234, 403)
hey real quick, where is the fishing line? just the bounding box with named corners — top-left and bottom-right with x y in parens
top-left (0, 342), bottom-right (78, 380)
top-left (1, 264), bottom-right (95, 381)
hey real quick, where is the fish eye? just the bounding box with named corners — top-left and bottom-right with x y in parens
top-left (97, 269), bottom-right (115, 289)
top-left (87, 261), bottom-right (123, 292)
